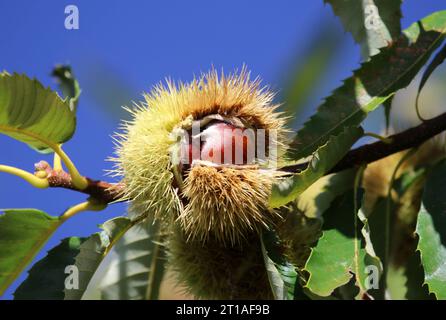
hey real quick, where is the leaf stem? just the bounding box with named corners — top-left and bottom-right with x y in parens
top-left (52, 145), bottom-right (88, 190)
top-left (0, 164), bottom-right (49, 189)
top-left (415, 98), bottom-right (428, 122)
top-left (53, 148), bottom-right (63, 171)
top-left (0, 125), bottom-right (87, 190)
top-left (363, 132), bottom-right (393, 144)
top-left (60, 199), bottom-right (107, 222)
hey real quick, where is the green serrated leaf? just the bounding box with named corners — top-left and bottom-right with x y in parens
top-left (325, 0), bottom-right (402, 57)
top-left (270, 126), bottom-right (363, 208)
top-left (13, 237), bottom-right (86, 300)
top-left (415, 207), bottom-right (446, 299)
top-left (289, 10), bottom-right (446, 161)
top-left (0, 72), bottom-right (76, 153)
top-left (297, 168), bottom-right (357, 219)
top-left (415, 161), bottom-right (446, 299)
top-left (0, 209), bottom-right (61, 296)
top-left (304, 190), bottom-right (381, 297)
top-left (261, 230), bottom-right (298, 300)
top-left (64, 217), bottom-right (133, 300)
top-left (99, 219), bottom-right (166, 300)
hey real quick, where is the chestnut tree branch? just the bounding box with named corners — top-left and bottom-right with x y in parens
top-left (34, 161), bottom-right (124, 204)
top-left (41, 110), bottom-right (446, 204)
top-left (282, 110), bottom-right (446, 174)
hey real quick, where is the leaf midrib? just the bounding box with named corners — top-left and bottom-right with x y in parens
top-left (0, 124), bottom-right (59, 150)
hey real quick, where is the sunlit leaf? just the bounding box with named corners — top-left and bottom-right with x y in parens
top-left (0, 72), bottom-right (76, 153)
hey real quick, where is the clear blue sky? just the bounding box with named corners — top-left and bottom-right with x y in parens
top-left (0, 0), bottom-right (444, 299)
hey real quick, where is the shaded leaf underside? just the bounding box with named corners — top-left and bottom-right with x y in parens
top-left (99, 220), bottom-right (166, 300)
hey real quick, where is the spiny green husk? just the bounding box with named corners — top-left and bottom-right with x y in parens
top-left (114, 68), bottom-right (288, 243)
